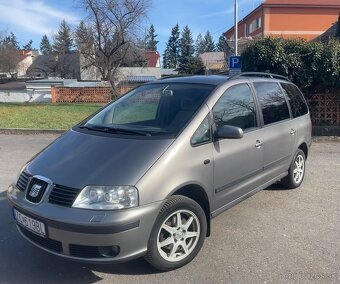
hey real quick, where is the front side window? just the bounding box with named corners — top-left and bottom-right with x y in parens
top-left (191, 116), bottom-right (211, 146)
top-left (254, 82), bottom-right (290, 125)
top-left (281, 83), bottom-right (308, 118)
top-left (213, 84), bottom-right (258, 132)
top-left (83, 83), bottom-right (215, 136)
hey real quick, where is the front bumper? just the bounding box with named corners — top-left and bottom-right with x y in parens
top-left (7, 184), bottom-right (162, 263)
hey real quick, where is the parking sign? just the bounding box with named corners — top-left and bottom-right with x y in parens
top-left (229, 56), bottom-right (242, 74)
top-left (229, 56), bottom-right (242, 69)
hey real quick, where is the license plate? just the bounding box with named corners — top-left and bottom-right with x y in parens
top-left (14, 209), bottom-right (47, 238)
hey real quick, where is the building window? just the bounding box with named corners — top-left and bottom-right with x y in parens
top-left (247, 17), bottom-right (262, 36)
top-left (256, 17), bottom-right (262, 29)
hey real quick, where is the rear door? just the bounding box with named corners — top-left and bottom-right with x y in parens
top-left (252, 81), bottom-right (296, 179)
top-left (212, 83), bottom-right (263, 212)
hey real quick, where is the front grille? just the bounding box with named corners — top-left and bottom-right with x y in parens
top-left (18, 226), bottom-right (63, 253)
top-left (16, 172), bottom-right (31, 191)
top-left (26, 178), bottom-right (48, 204)
top-left (49, 184), bottom-right (82, 207)
top-left (69, 244), bottom-right (102, 258)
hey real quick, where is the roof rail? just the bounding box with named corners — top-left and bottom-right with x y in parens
top-left (229, 72), bottom-right (291, 82)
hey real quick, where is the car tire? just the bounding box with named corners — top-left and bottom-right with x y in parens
top-left (145, 195), bottom-right (207, 271)
top-left (281, 149), bottom-right (306, 189)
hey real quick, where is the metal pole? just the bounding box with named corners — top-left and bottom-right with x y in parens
top-left (234, 0), bottom-right (238, 56)
top-left (253, 0), bottom-right (255, 10)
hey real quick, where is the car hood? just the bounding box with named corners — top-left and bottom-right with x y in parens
top-left (27, 130), bottom-right (174, 189)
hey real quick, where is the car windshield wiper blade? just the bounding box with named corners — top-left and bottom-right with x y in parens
top-left (80, 125), bottom-right (151, 136)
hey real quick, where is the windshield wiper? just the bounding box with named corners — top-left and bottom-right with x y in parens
top-left (79, 125), bottom-right (151, 136)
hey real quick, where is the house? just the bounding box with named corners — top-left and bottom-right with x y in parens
top-left (16, 50), bottom-right (40, 77)
top-left (145, 51), bottom-right (161, 68)
top-left (315, 22), bottom-right (338, 42)
top-left (118, 76), bottom-right (157, 95)
top-left (225, 0), bottom-right (340, 41)
top-left (0, 50), bottom-right (39, 78)
top-left (199, 52), bottom-right (227, 74)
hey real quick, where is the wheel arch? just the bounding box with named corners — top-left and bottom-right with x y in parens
top-left (298, 142), bottom-right (308, 159)
top-left (171, 184), bottom-right (211, 237)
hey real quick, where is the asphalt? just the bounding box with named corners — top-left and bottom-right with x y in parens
top-left (0, 134), bottom-right (339, 284)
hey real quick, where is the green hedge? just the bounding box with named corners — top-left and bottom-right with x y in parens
top-left (241, 37), bottom-right (340, 94)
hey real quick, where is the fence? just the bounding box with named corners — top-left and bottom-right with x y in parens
top-left (51, 86), bottom-right (113, 103)
top-left (307, 93), bottom-right (340, 126)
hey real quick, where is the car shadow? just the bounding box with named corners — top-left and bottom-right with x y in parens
top-left (264, 183), bottom-right (292, 191)
top-left (0, 190), bottom-right (159, 284)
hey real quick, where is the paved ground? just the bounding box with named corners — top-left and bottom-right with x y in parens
top-left (0, 134), bottom-right (339, 284)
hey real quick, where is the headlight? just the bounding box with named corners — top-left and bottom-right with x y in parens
top-left (72, 186), bottom-right (138, 210)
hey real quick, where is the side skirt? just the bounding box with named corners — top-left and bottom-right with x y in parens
top-left (211, 172), bottom-right (288, 219)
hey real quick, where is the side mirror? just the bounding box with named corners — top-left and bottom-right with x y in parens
top-left (216, 125), bottom-right (244, 139)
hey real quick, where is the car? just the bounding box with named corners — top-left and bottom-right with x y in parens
top-left (7, 72), bottom-right (312, 271)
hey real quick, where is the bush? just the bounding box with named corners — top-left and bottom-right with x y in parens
top-left (241, 37), bottom-right (340, 94)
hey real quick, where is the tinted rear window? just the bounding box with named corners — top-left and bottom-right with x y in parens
top-left (253, 82), bottom-right (290, 125)
top-left (281, 83), bottom-right (308, 118)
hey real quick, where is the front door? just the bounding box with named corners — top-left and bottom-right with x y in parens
top-left (212, 83), bottom-right (263, 212)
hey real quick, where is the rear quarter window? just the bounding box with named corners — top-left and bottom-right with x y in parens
top-left (281, 83), bottom-right (309, 118)
top-left (253, 82), bottom-right (290, 125)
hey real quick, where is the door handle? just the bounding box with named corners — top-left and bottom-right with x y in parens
top-left (255, 140), bottom-right (263, 148)
top-left (290, 129), bottom-right (296, 135)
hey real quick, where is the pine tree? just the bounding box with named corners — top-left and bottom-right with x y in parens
top-left (75, 21), bottom-right (94, 51)
top-left (145, 24), bottom-right (159, 51)
top-left (163, 24), bottom-right (180, 69)
top-left (53, 20), bottom-right (74, 54)
top-left (162, 46), bottom-right (170, 68)
top-left (204, 31), bottom-right (215, 52)
top-left (3, 32), bottom-right (19, 49)
top-left (40, 35), bottom-right (53, 55)
top-left (23, 40), bottom-right (33, 50)
top-left (178, 25), bottom-right (195, 74)
top-left (216, 34), bottom-right (227, 52)
top-left (188, 57), bottom-right (205, 75)
top-left (195, 33), bottom-right (205, 56)
top-left (336, 12), bottom-right (340, 39)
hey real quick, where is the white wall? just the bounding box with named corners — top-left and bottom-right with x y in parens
top-left (0, 90), bottom-right (52, 103)
top-left (0, 90), bottom-right (29, 103)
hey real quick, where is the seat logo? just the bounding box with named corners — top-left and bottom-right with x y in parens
top-left (29, 184), bottom-right (42, 198)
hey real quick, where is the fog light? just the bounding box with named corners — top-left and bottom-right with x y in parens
top-left (98, 245), bottom-right (120, 257)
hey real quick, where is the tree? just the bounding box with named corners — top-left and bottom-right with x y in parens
top-left (23, 40), bottom-right (33, 50)
top-left (195, 31), bottom-right (215, 56)
top-left (40, 35), bottom-right (53, 55)
top-left (336, 12), bottom-right (340, 40)
top-left (52, 20), bottom-right (77, 78)
top-left (163, 24), bottom-right (180, 69)
top-left (53, 20), bottom-right (74, 54)
top-left (195, 33), bottom-right (205, 56)
top-left (178, 25), bottom-right (195, 74)
top-left (145, 24), bottom-right (159, 51)
top-left (78, 0), bottom-right (151, 91)
top-left (3, 32), bottom-right (19, 49)
top-left (216, 34), bottom-right (227, 52)
top-left (203, 31), bottom-right (215, 52)
top-left (188, 57), bottom-right (205, 75)
top-left (0, 32), bottom-right (20, 78)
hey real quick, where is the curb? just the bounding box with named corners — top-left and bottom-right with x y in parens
top-left (312, 136), bottom-right (340, 143)
top-left (0, 128), bottom-right (66, 135)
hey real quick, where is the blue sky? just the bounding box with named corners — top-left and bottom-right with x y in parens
top-left (0, 0), bottom-right (263, 55)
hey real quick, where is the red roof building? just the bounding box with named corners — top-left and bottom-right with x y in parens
top-left (225, 0), bottom-right (340, 41)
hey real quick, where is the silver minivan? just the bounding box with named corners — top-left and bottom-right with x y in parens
top-left (7, 73), bottom-right (312, 271)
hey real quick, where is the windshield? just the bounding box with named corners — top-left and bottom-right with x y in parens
top-left (83, 83), bottom-right (215, 136)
